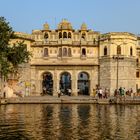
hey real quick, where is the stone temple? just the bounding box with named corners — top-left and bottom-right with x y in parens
top-left (9, 19), bottom-right (140, 96)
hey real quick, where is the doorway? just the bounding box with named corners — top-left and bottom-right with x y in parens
top-left (42, 72), bottom-right (53, 95)
top-left (60, 72), bottom-right (71, 95)
top-left (78, 72), bottom-right (89, 95)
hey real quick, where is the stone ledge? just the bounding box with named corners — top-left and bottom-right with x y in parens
top-left (0, 97), bottom-right (140, 105)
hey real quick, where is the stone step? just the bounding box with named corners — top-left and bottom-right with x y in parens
top-left (98, 99), bottom-right (110, 104)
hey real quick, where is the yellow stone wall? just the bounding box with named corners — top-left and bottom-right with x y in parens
top-left (7, 20), bottom-right (140, 95)
top-left (100, 33), bottom-right (137, 57)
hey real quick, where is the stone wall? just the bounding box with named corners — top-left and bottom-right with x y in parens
top-left (18, 63), bottom-right (31, 96)
top-left (99, 57), bottom-right (136, 95)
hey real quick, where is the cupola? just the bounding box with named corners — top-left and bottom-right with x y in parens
top-left (57, 19), bottom-right (73, 30)
top-left (81, 23), bottom-right (87, 30)
top-left (43, 23), bottom-right (50, 30)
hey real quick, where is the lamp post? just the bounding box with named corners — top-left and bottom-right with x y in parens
top-left (111, 43), bottom-right (126, 90)
top-left (113, 54), bottom-right (124, 90)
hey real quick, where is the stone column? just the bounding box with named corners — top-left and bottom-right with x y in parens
top-left (37, 75), bottom-right (42, 96)
top-left (35, 70), bottom-right (41, 96)
top-left (89, 70), bottom-right (94, 96)
top-left (72, 70), bottom-right (78, 96)
top-left (56, 73), bottom-right (60, 95)
top-left (38, 75), bottom-right (41, 96)
top-left (30, 66), bottom-right (40, 96)
top-left (53, 70), bottom-right (58, 97)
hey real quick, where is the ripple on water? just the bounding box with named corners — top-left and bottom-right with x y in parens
top-left (0, 104), bottom-right (140, 140)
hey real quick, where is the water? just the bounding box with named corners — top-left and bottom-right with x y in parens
top-left (0, 104), bottom-right (140, 140)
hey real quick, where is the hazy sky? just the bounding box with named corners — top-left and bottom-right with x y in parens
top-left (0, 0), bottom-right (140, 34)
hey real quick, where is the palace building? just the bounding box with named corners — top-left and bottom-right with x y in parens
top-left (10, 19), bottom-right (140, 96)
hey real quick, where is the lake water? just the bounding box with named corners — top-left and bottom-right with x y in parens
top-left (0, 104), bottom-right (140, 140)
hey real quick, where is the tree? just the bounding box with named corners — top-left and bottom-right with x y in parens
top-left (0, 17), bottom-right (31, 79)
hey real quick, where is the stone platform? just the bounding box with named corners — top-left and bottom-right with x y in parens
top-left (0, 95), bottom-right (140, 105)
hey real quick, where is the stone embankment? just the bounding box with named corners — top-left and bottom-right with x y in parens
top-left (0, 96), bottom-right (140, 105)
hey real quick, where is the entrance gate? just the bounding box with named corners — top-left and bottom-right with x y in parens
top-left (78, 72), bottom-right (89, 95)
top-left (60, 72), bottom-right (71, 95)
top-left (42, 72), bottom-right (53, 95)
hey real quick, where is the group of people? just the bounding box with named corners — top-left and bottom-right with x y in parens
top-left (57, 89), bottom-right (71, 97)
top-left (93, 88), bottom-right (110, 99)
top-left (114, 87), bottom-right (133, 100)
top-left (93, 86), bottom-right (135, 100)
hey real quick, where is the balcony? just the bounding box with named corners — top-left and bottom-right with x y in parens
top-left (72, 41), bottom-right (98, 46)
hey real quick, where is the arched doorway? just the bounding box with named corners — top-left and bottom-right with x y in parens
top-left (78, 72), bottom-right (89, 95)
top-left (42, 72), bottom-right (53, 95)
top-left (60, 72), bottom-right (71, 95)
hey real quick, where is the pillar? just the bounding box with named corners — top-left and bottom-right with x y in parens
top-left (89, 70), bottom-right (94, 96)
top-left (37, 79), bottom-right (42, 96)
top-left (34, 72), bottom-right (41, 96)
top-left (72, 70), bottom-right (78, 96)
top-left (53, 69), bottom-right (58, 97)
top-left (31, 66), bottom-right (40, 96)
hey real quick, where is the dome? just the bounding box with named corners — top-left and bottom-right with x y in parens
top-left (81, 23), bottom-right (87, 30)
top-left (58, 19), bottom-right (73, 30)
top-left (43, 23), bottom-right (50, 30)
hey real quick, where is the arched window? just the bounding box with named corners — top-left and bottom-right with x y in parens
top-left (136, 58), bottom-right (139, 66)
top-left (63, 32), bottom-right (67, 38)
top-left (68, 32), bottom-right (71, 38)
top-left (81, 33), bottom-right (86, 39)
top-left (82, 48), bottom-right (86, 56)
top-left (104, 46), bottom-right (107, 55)
top-left (117, 45), bottom-right (121, 55)
top-left (136, 71), bottom-right (139, 78)
top-left (59, 32), bottom-right (62, 39)
top-left (136, 58), bottom-right (139, 63)
top-left (130, 47), bottom-right (133, 56)
top-left (58, 48), bottom-right (62, 57)
top-left (44, 33), bottom-right (49, 39)
top-left (63, 48), bottom-right (67, 56)
top-left (44, 48), bottom-right (48, 57)
top-left (93, 38), bottom-right (96, 44)
top-left (68, 48), bottom-right (72, 57)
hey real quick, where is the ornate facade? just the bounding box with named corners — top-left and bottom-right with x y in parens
top-left (11, 19), bottom-right (140, 96)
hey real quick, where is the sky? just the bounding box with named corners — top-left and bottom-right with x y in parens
top-left (0, 0), bottom-right (140, 34)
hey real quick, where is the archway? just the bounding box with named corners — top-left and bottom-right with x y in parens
top-left (42, 72), bottom-right (53, 95)
top-left (60, 72), bottom-right (71, 95)
top-left (78, 72), bottom-right (89, 95)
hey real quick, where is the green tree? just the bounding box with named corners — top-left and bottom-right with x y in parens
top-left (0, 17), bottom-right (31, 79)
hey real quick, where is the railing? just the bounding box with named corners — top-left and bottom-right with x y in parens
top-left (32, 40), bottom-right (98, 46)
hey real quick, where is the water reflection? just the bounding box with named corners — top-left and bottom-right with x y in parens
top-left (0, 104), bottom-right (140, 140)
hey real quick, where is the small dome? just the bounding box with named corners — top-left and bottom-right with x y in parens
top-left (43, 23), bottom-right (50, 30)
top-left (81, 23), bottom-right (87, 30)
top-left (58, 19), bottom-right (73, 30)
